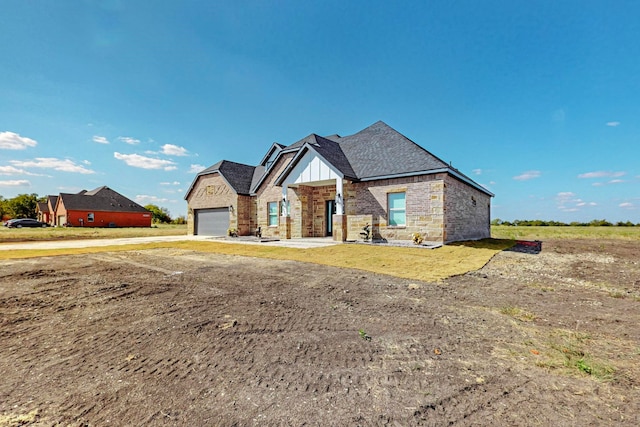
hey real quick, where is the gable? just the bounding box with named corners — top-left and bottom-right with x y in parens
top-left (280, 148), bottom-right (343, 186)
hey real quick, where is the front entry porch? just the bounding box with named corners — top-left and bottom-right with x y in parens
top-left (279, 179), bottom-right (347, 241)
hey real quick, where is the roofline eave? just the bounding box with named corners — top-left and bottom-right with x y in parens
top-left (359, 168), bottom-right (494, 197)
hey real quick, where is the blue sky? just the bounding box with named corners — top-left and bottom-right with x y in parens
top-left (1, 1), bottom-right (638, 222)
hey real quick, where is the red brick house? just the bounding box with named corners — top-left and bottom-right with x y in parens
top-left (185, 121), bottom-right (493, 243)
top-left (52, 186), bottom-right (152, 227)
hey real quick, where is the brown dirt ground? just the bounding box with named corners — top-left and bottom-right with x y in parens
top-left (1, 239), bottom-right (638, 426)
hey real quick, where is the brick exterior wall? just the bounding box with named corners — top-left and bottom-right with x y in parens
top-left (345, 175), bottom-right (446, 242)
top-left (442, 175), bottom-right (491, 243)
top-left (187, 158), bottom-right (491, 243)
top-left (186, 173), bottom-right (239, 235)
top-left (254, 153), bottom-right (295, 238)
top-left (346, 214), bottom-right (373, 241)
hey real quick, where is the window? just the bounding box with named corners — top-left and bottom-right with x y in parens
top-left (388, 192), bottom-right (406, 226)
top-left (87, 213), bottom-right (94, 222)
top-left (268, 202), bottom-right (279, 226)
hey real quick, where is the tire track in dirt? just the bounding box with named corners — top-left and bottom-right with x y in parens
top-left (90, 254), bottom-right (183, 275)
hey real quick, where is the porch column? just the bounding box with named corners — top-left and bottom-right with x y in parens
top-left (281, 185), bottom-right (289, 216)
top-left (280, 185), bottom-right (291, 239)
top-left (335, 179), bottom-right (344, 215)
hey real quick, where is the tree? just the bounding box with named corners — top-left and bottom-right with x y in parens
top-left (144, 204), bottom-right (172, 224)
top-left (7, 193), bottom-right (39, 219)
top-left (172, 215), bottom-right (187, 225)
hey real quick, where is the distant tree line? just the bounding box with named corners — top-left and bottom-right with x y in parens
top-left (0, 193), bottom-right (185, 225)
top-left (491, 218), bottom-right (639, 227)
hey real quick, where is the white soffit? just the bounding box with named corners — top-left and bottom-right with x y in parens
top-left (281, 150), bottom-right (342, 186)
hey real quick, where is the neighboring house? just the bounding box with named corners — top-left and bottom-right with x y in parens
top-left (46, 195), bottom-right (59, 226)
top-left (36, 201), bottom-right (51, 224)
top-left (52, 186), bottom-right (152, 227)
top-left (185, 121), bottom-right (493, 243)
top-left (35, 195), bottom-right (59, 225)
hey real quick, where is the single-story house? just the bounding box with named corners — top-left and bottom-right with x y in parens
top-left (36, 195), bottom-right (59, 225)
top-left (51, 186), bottom-right (152, 227)
top-left (185, 121), bottom-right (493, 243)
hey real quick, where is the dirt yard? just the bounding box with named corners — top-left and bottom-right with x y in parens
top-left (1, 239), bottom-right (639, 426)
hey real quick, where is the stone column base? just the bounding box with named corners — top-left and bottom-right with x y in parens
top-left (332, 214), bottom-right (347, 241)
top-left (279, 216), bottom-right (292, 239)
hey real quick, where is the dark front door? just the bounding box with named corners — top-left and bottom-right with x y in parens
top-left (326, 200), bottom-right (335, 236)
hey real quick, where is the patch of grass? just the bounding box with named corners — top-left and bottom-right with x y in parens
top-left (499, 305), bottom-right (536, 322)
top-left (0, 223), bottom-right (187, 243)
top-left (491, 225), bottom-right (640, 241)
top-left (527, 283), bottom-right (555, 292)
top-left (516, 330), bottom-right (617, 381)
top-left (0, 239), bottom-right (510, 282)
top-left (358, 329), bottom-right (371, 341)
top-left (0, 409), bottom-right (39, 426)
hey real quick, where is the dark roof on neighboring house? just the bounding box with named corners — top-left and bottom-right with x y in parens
top-left (186, 160), bottom-right (256, 197)
top-left (47, 195), bottom-right (58, 207)
top-left (58, 186), bottom-right (148, 212)
top-left (37, 201), bottom-right (49, 213)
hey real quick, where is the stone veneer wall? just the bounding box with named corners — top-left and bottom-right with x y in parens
top-left (310, 185), bottom-right (336, 237)
top-left (346, 214), bottom-right (373, 241)
top-left (442, 175), bottom-right (491, 242)
top-left (235, 194), bottom-right (253, 236)
top-left (254, 153), bottom-right (295, 238)
top-left (186, 173), bottom-right (237, 235)
top-left (346, 175), bottom-right (446, 242)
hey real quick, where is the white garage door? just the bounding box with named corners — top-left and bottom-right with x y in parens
top-left (195, 208), bottom-right (229, 236)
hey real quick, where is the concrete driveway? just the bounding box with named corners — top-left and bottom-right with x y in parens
top-left (0, 235), bottom-right (340, 251)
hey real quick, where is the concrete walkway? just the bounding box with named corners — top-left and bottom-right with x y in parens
top-left (0, 235), bottom-right (340, 251)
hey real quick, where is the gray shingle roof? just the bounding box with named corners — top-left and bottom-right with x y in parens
top-left (59, 186), bottom-right (148, 212)
top-left (335, 121), bottom-right (449, 179)
top-left (195, 160), bottom-right (256, 195)
top-left (186, 121), bottom-right (492, 198)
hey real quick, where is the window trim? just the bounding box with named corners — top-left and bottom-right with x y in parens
top-left (387, 192), bottom-right (406, 227)
top-left (267, 201), bottom-right (279, 227)
top-left (87, 212), bottom-right (95, 223)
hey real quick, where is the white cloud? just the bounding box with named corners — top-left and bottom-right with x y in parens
top-left (472, 169), bottom-right (482, 175)
top-left (0, 165), bottom-right (47, 176)
top-left (608, 179), bottom-right (625, 184)
top-left (161, 144), bottom-right (188, 156)
top-left (513, 170), bottom-right (541, 181)
top-left (160, 181), bottom-right (181, 186)
top-left (0, 131), bottom-right (38, 150)
top-left (10, 158), bottom-right (95, 174)
top-left (135, 194), bottom-right (170, 204)
top-left (606, 121), bottom-right (621, 127)
top-left (188, 164), bottom-right (206, 173)
top-left (619, 202), bottom-right (634, 208)
top-left (118, 136), bottom-right (141, 145)
top-left (578, 171), bottom-right (625, 179)
top-left (556, 192), bottom-right (597, 212)
top-left (114, 152), bottom-right (177, 171)
top-left (0, 179), bottom-right (30, 187)
top-left (93, 135), bottom-right (109, 144)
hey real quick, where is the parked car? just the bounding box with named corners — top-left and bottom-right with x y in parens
top-left (5, 218), bottom-right (49, 228)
